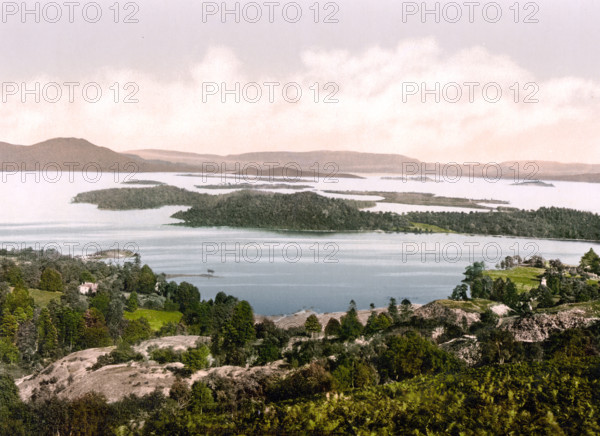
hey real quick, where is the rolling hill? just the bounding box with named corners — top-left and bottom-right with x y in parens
top-left (1, 138), bottom-right (599, 182)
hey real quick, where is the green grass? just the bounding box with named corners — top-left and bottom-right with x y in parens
top-left (484, 266), bottom-right (545, 293)
top-left (123, 308), bottom-right (182, 330)
top-left (410, 222), bottom-right (454, 233)
top-left (436, 298), bottom-right (496, 313)
top-left (535, 300), bottom-right (600, 316)
top-left (28, 288), bottom-right (61, 307)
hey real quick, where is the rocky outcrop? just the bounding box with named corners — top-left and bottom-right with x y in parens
top-left (500, 309), bottom-right (599, 342)
top-left (414, 301), bottom-right (481, 327)
top-left (133, 335), bottom-right (206, 358)
top-left (440, 335), bottom-right (480, 366)
top-left (16, 336), bottom-right (286, 404)
top-left (16, 337), bottom-right (200, 403)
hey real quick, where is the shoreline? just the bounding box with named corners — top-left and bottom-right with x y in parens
top-left (255, 304), bottom-right (424, 329)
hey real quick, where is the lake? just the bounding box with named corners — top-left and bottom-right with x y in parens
top-left (0, 171), bottom-right (598, 315)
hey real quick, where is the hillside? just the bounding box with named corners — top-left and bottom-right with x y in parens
top-left (2, 246), bottom-right (600, 434)
top-left (0, 138), bottom-right (197, 172)
top-left (127, 148), bottom-right (600, 182)
top-left (2, 138), bottom-right (600, 181)
top-left (127, 148), bottom-right (421, 174)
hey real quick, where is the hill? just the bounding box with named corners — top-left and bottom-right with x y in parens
top-left (3, 138), bottom-right (600, 181)
top-left (0, 138), bottom-right (197, 172)
top-left (128, 148), bottom-right (600, 182)
top-left (126, 149), bottom-right (420, 174)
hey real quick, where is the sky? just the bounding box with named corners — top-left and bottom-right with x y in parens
top-left (0, 0), bottom-right (599, 163)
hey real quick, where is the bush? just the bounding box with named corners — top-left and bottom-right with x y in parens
top-left (163, 300), bottom-right (179, 312)
top-left (182, 345), bottom-right (210, 371)
top-left (268, 362), bottom-right (333, 401)
top-left (377, 331), bottom-right (462, 382)
top-left (149, 347), bottom-right (182, 364)
top-left (91, 342), bottom-right (143, 370)
top-left (122, 318), bottom-right (153, 345)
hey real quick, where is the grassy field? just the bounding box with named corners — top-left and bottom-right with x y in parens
top-left (484, 266), bottom-right (545, 293)
top-left (410, 222), bottom-right (454, 233)
top-left (28, 288), bottom-right (61, 307)
top-left (124, 308), bottom-right (182, 330)
top-left (436, 298), bottom-right (496, 313)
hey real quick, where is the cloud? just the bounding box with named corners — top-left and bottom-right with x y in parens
top-left (1, 38), bottom-right (599, 163)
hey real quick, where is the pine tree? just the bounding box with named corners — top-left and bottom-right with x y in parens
top-left (387, 297), bottom-right (400, 324)
top-left (340, 300), bottom-right (363, 340)
top-left (304, 314), bottom-right (322, 336)
top-left (324, 318), bottom-right (341, 336)
top-left (37, 308), bottom-right (58, 356)
top-left (0, 314), bottom-right (18, 342)
top-left (126, 291), bottom-right (139, 312)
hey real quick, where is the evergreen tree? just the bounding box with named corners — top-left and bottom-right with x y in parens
top-left (228, 300), bottom-right (256, 346)
top-left (450, 284), bottom-right (468, 301)
top-left (0, 314), bottom-right (18, 341)
top-left (190, 381), bottom-right (214, 414)
top-left (138, 265), bottom-right (157, 294)
top-left (581, 248), bottom-right (600, 274)
top-left (37, 308), bottom-right (58, 356)
top-left (340, 300), bottom-right (363, 340)
top-left (387, 297), bottom-right (400, 324)
top-left (400, 298), bottom-right (413, 321)
top-left (39, 268), bottom-right (63, 292)
top-left (304, 314), bottom-right (322, 336)
top-left (126, 291), bottom-right (139, 312)
top-left (324, 318), bottom-right (341, 337)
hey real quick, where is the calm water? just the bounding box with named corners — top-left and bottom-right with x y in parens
top-left (0, 172), bottom-right (598, 315)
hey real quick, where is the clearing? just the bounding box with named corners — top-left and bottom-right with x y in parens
top-left (123, 308), bottom-right (183, 330)
top-left (484, 266), bottom-right (544, 292)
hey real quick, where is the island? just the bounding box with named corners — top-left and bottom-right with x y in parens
top-left (196, 183), bottom-right (313, 190)
top-left (511, 180), bottom-right (555, 187)
top-left (122, 179), bottom-right (166, 186)
top-left (71, 185), bottom-right (600, 241)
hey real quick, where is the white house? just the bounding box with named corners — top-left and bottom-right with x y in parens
top-left (78, 282), bottom-right (99, 295)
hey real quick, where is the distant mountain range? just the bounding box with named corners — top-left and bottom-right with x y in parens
top-left (0, 138), bottom-right (198, 172)
top-left (1, 138), bottom-right (599, 182)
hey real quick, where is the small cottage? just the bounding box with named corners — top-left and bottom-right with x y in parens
top-left (78, 282), bottom-right (98, 295)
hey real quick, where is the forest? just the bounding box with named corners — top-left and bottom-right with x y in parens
top-left (1, 247), bottom-right (600, 434)
top-left (405, 207), bottom-right (600, 241)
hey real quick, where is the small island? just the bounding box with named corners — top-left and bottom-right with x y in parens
top-left (511, 180), bottom-right (555, 187)
top-left (197, 183), bottom-right (313, 190)
top-left (122, 179), bottom-right (166, 186)
top-left (381, 176), bottom-right (439, 182)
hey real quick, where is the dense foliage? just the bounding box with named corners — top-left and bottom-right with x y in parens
top-left (450, 252), bottom-right (600, 314)
top-left (2, 248), bottom-right (600, 434)
top-left (173, 190), bottom-right (411, 231)
top-left (406, 207), bottom-right (600, 241)
top-left (246, 356), bottom-right (600, 435)
top-left (74, 185), bottom-right (409, 231)
top-left (72, 185), bottom-right (206, 210)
